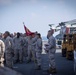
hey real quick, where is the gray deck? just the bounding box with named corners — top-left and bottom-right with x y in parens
top-left (13, 49), bottom-right (75, 75)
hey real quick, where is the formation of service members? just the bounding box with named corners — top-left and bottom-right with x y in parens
top-left (0, 29), bottom-right (56, 74)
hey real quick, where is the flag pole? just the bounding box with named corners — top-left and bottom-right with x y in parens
top-left (23, 22), bottom-right (25, 25)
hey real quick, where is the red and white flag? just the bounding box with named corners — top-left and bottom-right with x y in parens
top-left (23, 22), bottom-right (34, 36)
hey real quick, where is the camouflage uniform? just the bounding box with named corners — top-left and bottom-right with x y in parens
top-left (13, 36), bottom-right (23, 63)
top-left (22, 37), bottom-right (28, 60)
top-left (35, 38), bottom-right (42, 67)
top-left (47, 35), bottom-right (56, 69)
top-left (31, 36), bottom-right (38, 62)
top-left (5, 36), bottom-right (14, 68)
top-left (0, 40), bottom-right (5, 66)
top-left (27, 36), bottom-right (32, 61)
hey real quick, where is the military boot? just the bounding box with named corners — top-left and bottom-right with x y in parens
top-left (26, 59), bottom-right (31, 63)
top-left (51, 68), bottom-right (57, 74)
top-left (34, 59), bottom-right (37, 63)
top-left (48, 67), bottom-right (57, 74)
top-left (35, 65), bottom-right (41, 70)
top-left (19, 61), bottom-right (23, 64)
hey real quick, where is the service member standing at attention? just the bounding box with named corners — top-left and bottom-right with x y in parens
top-left (13, 32), bottom-right (23, 63)
top-left (31, 33), bottom-right (37, 62)
top-left (27, 35), bottom-right (32, 63)
top-left (4, 31), bottom-right (14, 68)
top-left (0, 39), bottom-right (5, 67)
top-left (22, 34), bottom-right (28, 61)
top-left (35, 33), bottom-right (42, 70)
top-left (45, 29), bottom-right (57, 74)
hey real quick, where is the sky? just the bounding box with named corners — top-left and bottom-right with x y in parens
top-left (0, 0), bottom-right (76, 36)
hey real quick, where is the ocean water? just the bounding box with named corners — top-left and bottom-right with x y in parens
top-left (42, 36), bottom-right (47, 41)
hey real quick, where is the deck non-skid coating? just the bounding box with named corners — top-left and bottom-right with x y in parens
top-left (0, 67), bottom-right (22, 75)
top-left (13, 50), bottom-right (75, 75)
